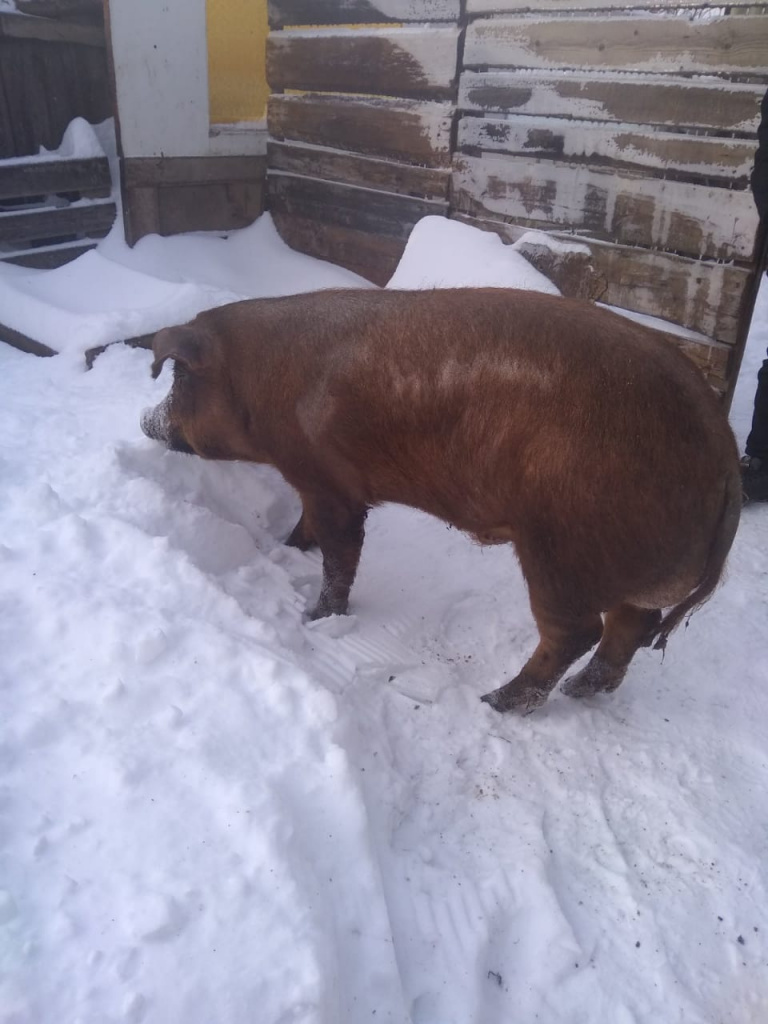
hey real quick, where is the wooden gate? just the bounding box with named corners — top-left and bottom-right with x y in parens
top-left (266, 1), bottom-right (767, 398)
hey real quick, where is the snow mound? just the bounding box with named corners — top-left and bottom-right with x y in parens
top-left (387, 215), bottom-right (561, 294)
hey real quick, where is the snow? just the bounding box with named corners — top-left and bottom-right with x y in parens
top-left (1, 207), bottom-right (768, 1024)
top-left (0, 117), bottom-right (106, 167)
top-left (0, 217), bottom-right (370, 357)
top-left (388, 216), bottom-right (560, 293)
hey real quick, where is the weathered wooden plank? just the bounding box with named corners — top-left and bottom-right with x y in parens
top-left (0, 200), bottom-right (116, 243)
top-left (268, 172), bottom-right (447, 238)
top-left (123, 186), bottom-right (159, 245)
top-left (453, 152), bottom-right (759, 261)
top-left (269, 0), bottom-right (460, 28)
top-left (267, 26), bottom-right (460, 99)
top-left (14, 0), bottom-right (102, 22)
top-left (457, 116), bottom-right (756, 185)
top-left (458, 72), bottom-right (764, 134)
top-left (155, 181), bottom-right (264, 235)
top-left (468, 0), bottom-right (760, 11)
top-left (123, 155), bottom-right (267, 188)
top-left (272, 210), bottom-right (405, 285)
top-left (464, 15), bottom-right (768, 76)
top-left (3, 240), bottom-right (96, 268)
top-left (268, 94), bottom-right (453, 168)
top-left (0, 320), bottom-right (56, 358)
top-left (0, 156), bottom-right (111, 200)
top-left (450, 212), bottom-right (751, 346)
top-left (268, 141), bottom-right (451, 200)
top-left (0, 11), bottom-right (104, 47)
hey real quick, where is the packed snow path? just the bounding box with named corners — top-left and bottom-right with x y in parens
top-left (1, 227), bottom-right (767, 1023)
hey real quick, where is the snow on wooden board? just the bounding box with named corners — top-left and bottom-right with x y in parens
top-left (458, 71), bottom-right (764, 133)
top-left (464, 14), bottom-right (768, 76)
top-left (457, 114), bottom-right (756, 183)
top-left (454, 150), bottom-right (759, 261)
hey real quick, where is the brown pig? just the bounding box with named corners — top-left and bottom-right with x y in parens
top-left (140, 288), bottom-right (741, 714)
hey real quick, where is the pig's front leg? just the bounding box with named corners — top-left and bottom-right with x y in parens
top-left (285, 510), bottom-right (318, 551)
top-left (305, 497), bottom-right (368, 619)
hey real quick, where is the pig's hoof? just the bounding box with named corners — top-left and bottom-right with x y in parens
top-left (481, 676), bottom-right (550, 715)
top-left (307, 600), bottom-right (348, 621)
top-left (561, 657), bottom-right (622, 698)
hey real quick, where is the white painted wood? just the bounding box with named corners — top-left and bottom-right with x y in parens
top-left (464, 14), bottom-right (768, 75)
top-left (268, 25), bottom-right (460, 92)
top-left (468, 0), bottom-right (760, 11)
top-left (107, 0), bottom-right (266, 159)
top-left (453, 151), bottom-right (759, 260)
top-left (457, 115), bottom-right (757, 180)
top-left (458, 71), bottom-right (764, 133)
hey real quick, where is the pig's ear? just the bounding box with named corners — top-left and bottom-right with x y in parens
top-left (150, 325), bottom-right (210, 380)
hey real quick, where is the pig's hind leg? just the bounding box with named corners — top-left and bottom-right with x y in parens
top-left (482, 595), bottom-right (603, 714)
top-left (561, 604), bottom-right (661, 699)
top-left (304, 495), bottom-right (369, 620)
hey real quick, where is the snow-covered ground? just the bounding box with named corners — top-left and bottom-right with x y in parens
top-left (1, 206), bottom-right (767, 1024)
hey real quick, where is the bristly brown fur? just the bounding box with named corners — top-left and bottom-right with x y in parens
top-left (142, 288), bottom-right (741, 715)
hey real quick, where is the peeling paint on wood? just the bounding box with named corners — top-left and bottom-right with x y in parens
top-left (458, 116), bottom-right (757, 185)
top-left (468, 0), bottom-right (760, 11)
top-left (459, 72), bottom-right (764, 133)
top-left (268, 94), bottom-right (453, 167)
top-left (453, 152), bottom-right (759, 261)
top-left (450, 212), bottom-right (748, 351)
top-left (268, 141), bottom-right (450, 200)
top-left (267, 26), bottom-right (460, 99)
top-left (464, 15), bottom-right (768, 76)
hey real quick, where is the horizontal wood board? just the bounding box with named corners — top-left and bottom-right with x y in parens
top-left (0, 10), bottom-right (103, 46)
top-left (2, 240), bottom-right (96, 268)
top-left (0, 199), bottom-right (116, 243)
top-left (468, 0), bottom-right (763, 10)
top-left (464, 15), bottom-right (768, 76)
top-left (0, 156), bottom-right (111, 200)
top-left (458, 72), bottom-right (764, 133)
top-left (269, 0), bottom-right (460, 27)
top-left (269, 142), bottom-right (450, 200)
top-left (271, 210), bottom-right (407, 284)
top-left (269, 173), bottom-right (447, 237)
top-left (267, 26), bottom-right (460, 99)
top-left (457, 116), bottom-right (757, 185)
top-left (453, 151), bottom-right (759, 261)
top-left (124, 156), bottom-right (267, 188)
top-left (449, 213), bottom-right (751, 348)
top-left (268, 94), bottom-right (453, 167)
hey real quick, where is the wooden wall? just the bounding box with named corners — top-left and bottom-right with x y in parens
top-left (265, 0), bottom-right (767, 398)
top-left (455, 1), bottom-right (766, 397)
top-left (266, 0), bottom-right (460, 284)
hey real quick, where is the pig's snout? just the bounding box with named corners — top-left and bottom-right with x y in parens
top-left (141, 399), bottom-right (170, 444)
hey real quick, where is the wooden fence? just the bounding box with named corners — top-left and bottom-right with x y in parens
top-left (0, 10), bottom-right (110, 159)
top-left (266, 0), bottom-right (767, 399)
